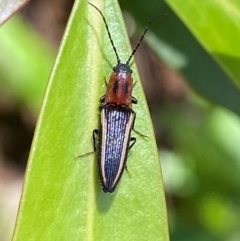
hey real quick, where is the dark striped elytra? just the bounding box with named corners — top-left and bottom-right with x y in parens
top-left (96, 104), bottom-right (136, 193)
top-left (89, 3), bottom-right (162, 193)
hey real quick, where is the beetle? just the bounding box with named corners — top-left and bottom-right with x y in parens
top-left (89, 3), bottom-right (162, 193)
top-left (93, 64), bottom-right (137, 193)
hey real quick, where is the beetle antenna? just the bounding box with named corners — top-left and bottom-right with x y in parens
top-left (126, 14), bottom-right (166, 65)
top-left (89, 3), bottom-right (121, 64)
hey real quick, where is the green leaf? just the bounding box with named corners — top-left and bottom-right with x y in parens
top-left (12, 0), bottom-right (169, 240)
top-left (0, 15), bottom-right (54, 111)
top-left (120, 0), bottom-right (240, 115)
top-left (165, 0), bottom-right (240, 87)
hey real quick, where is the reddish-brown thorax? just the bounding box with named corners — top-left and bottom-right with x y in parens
top-left (104, 72), bottom-right (133, 107)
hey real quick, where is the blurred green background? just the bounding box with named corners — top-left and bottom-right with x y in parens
top-left (0, 0), bottom-right (240, 241)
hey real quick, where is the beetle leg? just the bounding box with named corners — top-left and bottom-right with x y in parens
top-left (93, 129), bottom-right (99, 152)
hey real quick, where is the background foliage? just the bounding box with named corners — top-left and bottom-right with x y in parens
top-left (0, 0), bottom-right (240, 241)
